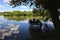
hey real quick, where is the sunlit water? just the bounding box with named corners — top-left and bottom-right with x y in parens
top-left (0, 16), bottom-right (55, 40)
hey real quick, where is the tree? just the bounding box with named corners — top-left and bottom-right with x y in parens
top-left (6, 0), bottom-right (60, 30)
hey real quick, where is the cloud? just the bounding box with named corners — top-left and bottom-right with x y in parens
top-left (4, 0), bottom-right (11, 3)
top-left (20, 5), bottom-right (27, 8)
top-left (6, 4), bottom-right (10, 6)
top-left (0, 5), bottom-right (4, 8)
top-left (0, 4), bottom-right (6, 12)
top-left (20, 8), bottom-right (33, 11)
top-left (4, 0), bottom-right (12, 6)
top-left (4, 0), bottom-right (10, 2)
top-left (20, 5), bottom-right (33, 11)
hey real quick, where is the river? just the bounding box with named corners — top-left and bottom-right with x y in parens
top-left (0, 16), bottom-right (55, 40)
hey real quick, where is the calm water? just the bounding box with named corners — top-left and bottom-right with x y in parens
top-left (0, 16), bottom-right (55, 40)
top-left (0, 16), bottom-right (31, 40)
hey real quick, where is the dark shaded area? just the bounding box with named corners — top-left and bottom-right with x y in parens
top-left (29, 26), bottom-right (43, 40)
top-left (29, 19), bottom-right (55, 40)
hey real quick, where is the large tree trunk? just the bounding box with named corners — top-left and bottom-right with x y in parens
top-left (47, 7), bottom-right (60, 40)
top-left (49, 8), bottom-right (60, 31)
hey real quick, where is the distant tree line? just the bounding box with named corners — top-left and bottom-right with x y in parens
top-left (3, 11), bottom-right (33, 17)
top-left (0, 10), bottom-right (51, 21)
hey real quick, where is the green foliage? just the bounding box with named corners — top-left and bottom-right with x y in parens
top-left (1, 10), bottom-right (51, 21)
top-left (6, 0), bottom-right (60, 9)
top-left (0, 12), bottom-right (3, 15)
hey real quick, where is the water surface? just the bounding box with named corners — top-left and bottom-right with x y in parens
top-left (0, 16), bottom-right (31, 40)
top-left (0, 16), bottom-right (55, 40)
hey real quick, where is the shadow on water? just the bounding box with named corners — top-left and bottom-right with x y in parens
top-left (0, 16), bottom-right (55, 40)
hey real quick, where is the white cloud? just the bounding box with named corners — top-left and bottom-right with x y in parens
top-left (6, 4), bottom-right (10, 6)
top-left (0, 5), bottom-right (4, 8)
top-left (4, 0), bottom-right (12, 6)
top-left (23, 6), bottom-right (27, 8)
top-left (20, 8), bottom-right (33, 11)
top-left (4, 0), bottom-right (11, 3)
top-left (0, 4), bottom-right (6, 12)
top-left (4, 0), bottom-right (11, 2)
top-left (20, 5), bottom-right (27, 8)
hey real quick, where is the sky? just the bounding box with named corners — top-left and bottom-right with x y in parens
top-left (0, 0), bottom-right (33, 12)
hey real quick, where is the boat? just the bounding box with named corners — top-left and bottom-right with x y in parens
top-left (29, 19), bottom-right (42, 30)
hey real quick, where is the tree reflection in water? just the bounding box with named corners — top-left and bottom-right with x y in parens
top-left (0, 16), bottom-right (55, 40)
top-left (29, 20), bottom-right (55, 40)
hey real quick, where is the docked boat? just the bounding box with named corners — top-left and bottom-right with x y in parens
top-left (29, 19), bottom-right (42, 30)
